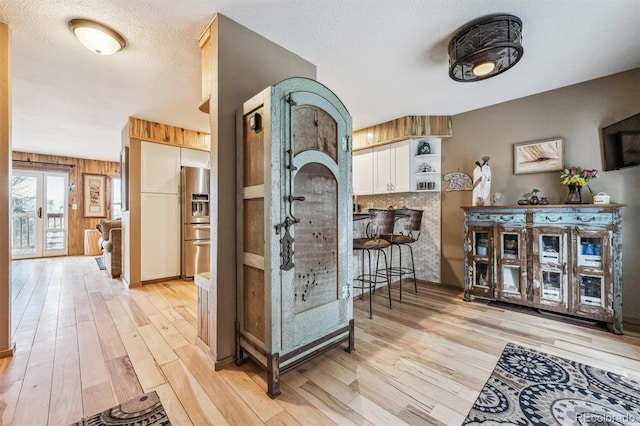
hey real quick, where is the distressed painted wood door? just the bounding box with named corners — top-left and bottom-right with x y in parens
top-left (272, 80), bottom-right (353, 355)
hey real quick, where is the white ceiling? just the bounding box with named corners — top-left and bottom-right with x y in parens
top-left (1, 0), bottom-right (639, 162)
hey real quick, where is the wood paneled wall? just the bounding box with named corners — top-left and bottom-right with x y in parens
top-left (12, 151), bottom-right (120, 256)
top-left (352, 115), bottom-right (452, 151)
top-left (126, 117), bottom-right (211, 151)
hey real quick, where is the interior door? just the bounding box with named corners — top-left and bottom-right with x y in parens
top-left (11, 169), bottom-right (68, 259)
top-left (279, 88), bottom-right (352, 354)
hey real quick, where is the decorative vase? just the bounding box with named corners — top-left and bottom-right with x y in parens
top-left (565, 184), bottom-right (583, 204)
top-left (529, 195), bottom-right (539, 205)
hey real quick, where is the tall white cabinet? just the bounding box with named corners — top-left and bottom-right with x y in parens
top-left (140, 142), bottom-right (181, 281)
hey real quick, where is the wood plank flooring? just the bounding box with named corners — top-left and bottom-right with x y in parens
top-left (1, 256), bottom-right (639, 425)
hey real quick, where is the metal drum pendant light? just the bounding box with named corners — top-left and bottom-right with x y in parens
top-left (448, 14), bottom-right (523, 82)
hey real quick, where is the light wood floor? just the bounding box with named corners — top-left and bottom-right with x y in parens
top-left (1, 256), bottom-right (639, 426)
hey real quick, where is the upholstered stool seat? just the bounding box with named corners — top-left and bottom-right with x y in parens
top-left (353, 238), bottom-right (391, 250)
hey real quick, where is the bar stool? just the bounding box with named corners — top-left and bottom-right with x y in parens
top-left (383, 208), bottom-right (423, 301)
top-left (352, 208), bottom-right (396, 318)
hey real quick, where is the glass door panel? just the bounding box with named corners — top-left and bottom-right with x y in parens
top-left (474, 231), bottom-right (489, 257)
top-left (542, 271), bottom-right (562, 301)
top-left (11, 170), bottom-right (68, 258)
top-left (501, 265), bottom-right (520, 293)
top-left (579, 275), bottom-right (603, 307)
top-left (44, 174), bottom-right (68, 255)
top-left (577, 236), bottom-right (603, 268)
top-left (11, 172), bottom-right (41, 258)
top-left (540, 234), bottom-right (561, 264)
top-left (501, 233), bottom-right (519, 259)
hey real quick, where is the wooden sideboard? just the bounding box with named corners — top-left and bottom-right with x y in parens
top-left (462, 204), bottom-right (624, 334)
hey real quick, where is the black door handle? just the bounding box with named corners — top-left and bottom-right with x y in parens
top-left (288, 195), bottom-right (305, 202)
top-left (38, 207), bottom-right (43, 218)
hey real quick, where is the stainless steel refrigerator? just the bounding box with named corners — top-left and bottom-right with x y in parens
top-left (181, 166), bottom-right (210, 280)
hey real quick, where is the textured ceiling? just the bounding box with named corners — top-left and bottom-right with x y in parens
top-left (1, 0), bottom-right (639, 161)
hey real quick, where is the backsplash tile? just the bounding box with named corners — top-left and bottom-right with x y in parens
top-left (352, 192), bottom-right (441, 287)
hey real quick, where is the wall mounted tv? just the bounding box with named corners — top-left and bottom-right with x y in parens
top-left (601, 113), bottom-right (640, 171)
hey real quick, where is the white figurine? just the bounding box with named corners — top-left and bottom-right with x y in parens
top-left (472, 156), bottom-right (491, 206)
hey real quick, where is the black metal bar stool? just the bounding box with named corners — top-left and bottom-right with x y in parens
top-left (352, 208), bottom-right (396, 318)
top-left (383, 208), bottom-right (423, 301)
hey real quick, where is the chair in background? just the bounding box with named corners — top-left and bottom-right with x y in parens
top-left (352, 208), bottom-right (396, 318)
top-left (384, 208), bottom-right (423, 301)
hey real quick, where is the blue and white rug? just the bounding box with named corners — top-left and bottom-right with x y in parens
top-left (464, 343), bottom-right (640, 425)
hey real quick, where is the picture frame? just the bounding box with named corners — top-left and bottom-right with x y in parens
top-left (513, 137), bottom-right (564, 175)
top-left (83, 173), bottom-right (106, 217)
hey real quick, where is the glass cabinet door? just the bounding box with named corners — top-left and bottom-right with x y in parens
top-left (532, 228), bottom-right (569, 311)
top-left (468, 227), bottom-right (494, 298)
top-left (496, 227), bottom-right (526, 302)
top-left (572, 228), bottom-right (612, 318)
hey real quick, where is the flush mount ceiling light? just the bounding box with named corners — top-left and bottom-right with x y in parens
top-left (68, 18), bottom-right (126, 55)
top-left (448, 14), bottom-right (523, 82)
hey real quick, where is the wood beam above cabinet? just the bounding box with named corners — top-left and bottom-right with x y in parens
top-left (125, 117), bottom-right (211, 152)
top-left (352, 115), bottom-right (452, 151)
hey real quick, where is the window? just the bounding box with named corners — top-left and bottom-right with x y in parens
top-left (111, 177), bottom-right (122, 219)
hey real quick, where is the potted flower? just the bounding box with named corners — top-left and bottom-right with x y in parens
top-left (560, 167), bottom-right (598, 203)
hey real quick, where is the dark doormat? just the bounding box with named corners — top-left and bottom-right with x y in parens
top-left (487, 300), bottom-right (608, 331)
top-left (70, 391), bottom-right (170, 425)
top-left (95, 257), bottom-right (106, 271)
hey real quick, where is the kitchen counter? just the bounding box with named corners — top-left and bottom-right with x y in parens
top-left (194, 272), bottom-right (211, 292)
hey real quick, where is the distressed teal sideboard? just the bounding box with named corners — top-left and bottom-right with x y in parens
top-left (462, 204), bottom-right (624, 334)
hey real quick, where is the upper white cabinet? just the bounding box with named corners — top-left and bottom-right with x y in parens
top-left (353, 148), bottom-right (374, 196)
top-left (373, 139), bottom-right (411, 194)
top-left (181, 147), bottom-right (211, 169)
top-left (141, 141), bottom-right (181, 194)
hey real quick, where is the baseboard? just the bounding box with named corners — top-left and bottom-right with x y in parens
top-left (214, 355), bottom-right (236, 371)
top-left (0, 342), bottom-right (16, 359)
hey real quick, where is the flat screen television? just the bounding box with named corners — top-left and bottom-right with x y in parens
top-left (601, 113), bottom-right (640, 171)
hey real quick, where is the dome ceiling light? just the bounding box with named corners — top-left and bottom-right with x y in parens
top-left (448, 14), bottom-right (523, 82)
top-left (68, 18), bottom-right (126, 55)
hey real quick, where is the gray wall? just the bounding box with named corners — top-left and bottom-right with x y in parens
top-left (208, 14), bottom-right (316, 364)
top-left (441, 68), bottom-right (640, 324)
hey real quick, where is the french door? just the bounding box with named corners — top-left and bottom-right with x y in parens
top-left (11, 169), bottom-right (69, 259)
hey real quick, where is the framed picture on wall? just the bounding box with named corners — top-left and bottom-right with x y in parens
top-left (513, 137), bottom-right (564, 174)
top-left (83, 173), bottom-right (106, 217)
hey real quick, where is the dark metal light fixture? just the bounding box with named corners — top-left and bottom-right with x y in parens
top-left (448, 14), bottom-right (523, 82)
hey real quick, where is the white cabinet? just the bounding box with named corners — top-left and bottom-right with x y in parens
top-left (412, 138), bottom-right (441, 192)
top-left (181, 147), bottom-right (210, 169)
top-left (373, 139), bottom-right (411, 193)
top-left (140, 193), bottom-right (180, 281)
top-left (353, 148), bottom-right (373, 195)
top-left (141, 141), bottom-right (181, 194)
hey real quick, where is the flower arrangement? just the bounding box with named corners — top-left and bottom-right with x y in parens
top-left (560, 167), bottom-right (598, 186)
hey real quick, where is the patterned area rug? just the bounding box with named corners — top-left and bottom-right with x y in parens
top-left (70, 391), bottom-right (170, 426)
top-left (464, 343), bottom-right (640, 425)
top-left (95, 256), bottom-right (106, 271)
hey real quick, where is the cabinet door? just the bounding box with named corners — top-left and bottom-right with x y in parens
top-left (571, 228), bottom-right (612, 320)
top-left (496, 226), bottom-right (527, 303)
top-left (532, 227), bottom-right (569, 312)
top-left (391, 139), bottom-right (411, 193)
top-left (466, 226), bottom-right (495, 298)
top-left (141, 141), bottom-right (180, 194)
top-left (140, 193), bottom-right (180, 281)
top-left (352, 149), bottom-right (373, 195)
top-left (373, 145), bottom-right (392, 193)
top-left (181, 147), bottom-right (210, 169)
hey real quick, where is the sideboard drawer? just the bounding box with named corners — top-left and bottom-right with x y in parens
top-left (533, 211), bottom-right (613, 226)
top-left (468, 212), bottom-right (526, 225)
